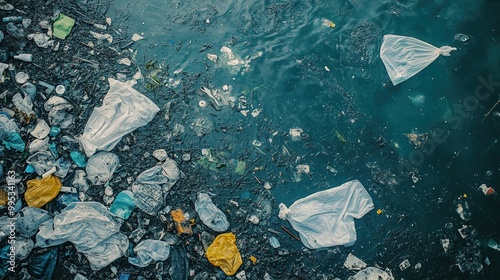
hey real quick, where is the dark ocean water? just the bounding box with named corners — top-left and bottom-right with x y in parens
top-left (108, 0), bottom-right (500, 278)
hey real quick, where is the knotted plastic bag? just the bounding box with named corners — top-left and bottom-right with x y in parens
top-left (380, 34), bottom-right (456, 85)
top-left (25, 175), bottom-right (62, 208)
top-left (206, 233), bottom-right (242, 276)
top-left (279, 180), bottom-right (373, 249)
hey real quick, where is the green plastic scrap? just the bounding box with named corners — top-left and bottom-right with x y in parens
top-left (197, 149), bottom-right (227, 171)
top-left (234, 160), bottom-right (246, 175)
top-left (335, 130), bottom-right (346, 143)
top-left (53, 13), bottom-right (75, 39)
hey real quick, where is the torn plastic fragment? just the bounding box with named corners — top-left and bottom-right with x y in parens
top-left (479, 184), bottom-right (495, 195)
top-left (53, 13), bottom-right (75, 39)
top-left (206, 233), bottom-right (242, 276)
top-left (171, 209), bottom-right (193, 235)
top-left (278, 180), bottom-right (374, 249)
top-left (344, 253), bottom-right (367, 270)
top-left (348, 267), bottom-right (394, 280)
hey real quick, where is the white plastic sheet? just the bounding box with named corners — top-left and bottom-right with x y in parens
top-left (278, 180), bottom-right (373, 249)
top-left (195, 192), bottom-right (229, 232)
top-left (35, 202), bottom-right (129, 270)
top-left (348, 267), bottom-right (394, 280)
top-left (86, 152), bottom-right (120, 185)
top-left (128, 239), bottom-right (170, 267)
top-left (380, 34), bottom-right (456, 85)
top-left (80, 78), bottom-right (160, 157)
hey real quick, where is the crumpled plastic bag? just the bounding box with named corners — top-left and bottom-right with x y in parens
top-left (36, 202), bottom-right (128, 270)
top-left (26, 151), bottom-right (56, 176)
top-left (15, 207), bottom-right (52, 238)
top-left (128, 239), bottom-right (170, 267)
top-left (206, 233), bottom-right (242, 276)
top-left (132, 159), bottom-right (180, 215)
top-left (348, 267), bottom-right (394, 280)
top-left (278, 180), bottom-right (374, 249)
top-left (25, 175), bottom-right (62, 208)
top-left (80, 78), bottom-right (160, 157)
top-left (380, 34), bottom-right (456, 85)
top-left (44, 96), bottom-right (75, 129)
top-left (85, 152), bottom-right (120, 185)
top-left (195, 192), bottom-right (229, 232)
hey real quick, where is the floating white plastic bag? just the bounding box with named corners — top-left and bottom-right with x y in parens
top-left (380, 34), bottom-right (456, 85)
top-left (80, 78), bottom-right (160, 156)
top-left (278, 180), bottom-right (373, 249)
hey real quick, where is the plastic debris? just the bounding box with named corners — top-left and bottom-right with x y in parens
top-left (399, 259), bottom-right (411, 271)
top-left (128, 240), bottom-right (170, 267)
top-left (344, 253), bottom-right (367, 270)
top-left (348, 267), bottom-right (394, 280)
top-left (80, 78), bottom-right (160, 157)
top-left (488, 239), bottom-right (500, 251)
top-left (25, 175), bottom-right (62, 208)
top-left (85, 152), bottom-right (120, 185)
top-left (289, 128), bottom-right (303, 141)
top-left (30, 119), bottom-right (50, 139)
top-left (478, 183), bottom-right (495, 195)
top-left (269, 236), bottom-right (280, 249)
top-left (15, 207), bottom-right (52, 238)
top-left (53, 13), bottom-right (75, 39)
top-left (441, 239), bottom-right (450, 252)
top-left (27, 249), bottom-right (58, 280)
top-left (15, 237), bottom-right (34, 260)
top-left (132, 159), bottom-right (180, 215)
top-left (195, 192), bottom-right (229, 232)
top-left (380, 34), bottom-right (457, 85)
top-left (36, 202), bottom-right (129, 270)
top-left (44, 96), bottom-right (75, 129)
top-left (171, 209), bottom-right (193, 235)
top-left (206, 233), bottom-right (242, 276)
top-left (278, 180), bottom-right (374, 249)
top-left (90, 31), bottom-right (113, 43)
top-left (70, 151), bottom-right (87, 168)
top-left (110, 191), bottom-right (135, 220)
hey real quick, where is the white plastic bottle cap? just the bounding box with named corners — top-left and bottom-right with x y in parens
top-left (55, 85), bottom-right (66, 95)
top-left (15, 72), bottom-right (29, 84)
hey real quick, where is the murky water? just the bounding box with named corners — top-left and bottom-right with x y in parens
top-left (108, 0), bottom-right (499, 278)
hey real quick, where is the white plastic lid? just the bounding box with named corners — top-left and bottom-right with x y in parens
top-left (55, 85), bottom-right (65, 95)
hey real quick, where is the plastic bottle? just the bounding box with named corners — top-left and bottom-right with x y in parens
top-left (13, 53), bottom-right (33, 62)
top-left (194, 192), bottom-right (229, 232)
top-left (110, 191), bottom-right (135, 220)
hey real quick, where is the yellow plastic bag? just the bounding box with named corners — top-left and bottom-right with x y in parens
top-left (0, 189), bottom-right (7, 206)
top-left (25, 175), bottom-right (62, 208)
top-left (206, 233), bottom-right (242, 276)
